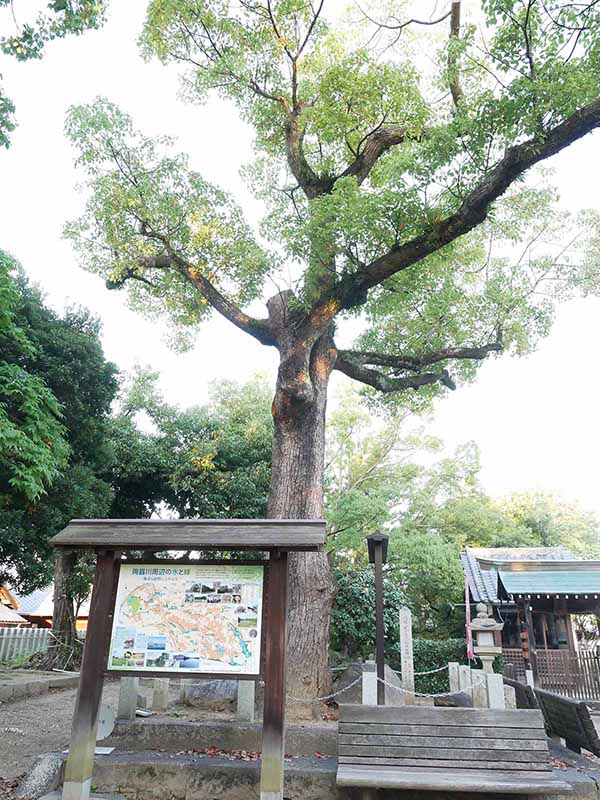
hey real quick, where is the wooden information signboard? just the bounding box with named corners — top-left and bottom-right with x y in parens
top-left (50, 518), bottom-right (326, 800)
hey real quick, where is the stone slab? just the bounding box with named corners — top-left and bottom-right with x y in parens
top-left (41, 793), bottom-right (125, 799)
top-left (104, 718), bottom-right (337, 757)
top-left (90, 752), bottom-right (336, 800)
top-left (0, 669), bottom-right (79, 703)
top-left (50, 748), bottom-right (600, 800)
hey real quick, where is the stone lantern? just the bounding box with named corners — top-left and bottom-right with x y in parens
top-left (470, 603), bottom-right (504, 673)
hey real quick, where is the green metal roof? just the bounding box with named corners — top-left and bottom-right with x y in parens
top-left (499, 570), bottom-right (600, 597)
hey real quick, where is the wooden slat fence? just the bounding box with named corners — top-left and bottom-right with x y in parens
top-left (0, 627), bottom-right (51, 662)
top-left (503, 647), bottom-right (600, 701)
top-left (537, 649), bottom-right (600, 701)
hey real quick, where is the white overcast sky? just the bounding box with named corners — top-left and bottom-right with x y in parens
top-left (1, 2), bottom-right (600, 513)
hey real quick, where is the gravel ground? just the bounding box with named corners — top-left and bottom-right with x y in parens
top-left (0, 678), bottom-right (242, 786)
top-left (0, 679), bottom-right (122, 781)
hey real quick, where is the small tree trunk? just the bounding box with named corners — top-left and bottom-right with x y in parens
top-left (268, 329), bottom-right (336, 718)
top-left (38, 549), bottom-right (81, 670)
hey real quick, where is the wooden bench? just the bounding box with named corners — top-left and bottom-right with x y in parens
top-left (534, 687), bottom-right (600, 755)
top-left (337, 704), bottom-right (572, 796)
top-left (504, 676), bottom-right (539, 709)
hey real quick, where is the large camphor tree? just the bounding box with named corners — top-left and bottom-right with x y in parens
top-left (65, 0), bottom-right (600, 707)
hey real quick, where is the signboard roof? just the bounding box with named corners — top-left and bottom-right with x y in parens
top-left (50, 518), bottom-right (326, 551)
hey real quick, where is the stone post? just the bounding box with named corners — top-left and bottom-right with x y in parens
top-left (504, 684), bottom-right (517, 708)
top-left (237, 680), bottom-right (256, 722)
top-left (525, 669), bottom-right (535, 687)
top-left (448, 662), bottom-right (460, 693)
top-left (399, 606), bottom-right (415, 705)
top-left (486, 673), bottom-right (506, 709)
top-left (362, 668), bottom-right (378, 705)
top-left (152, 678), bottom-right (170, 712)
top-left (179, 678), bottom-right (193, 705)
top-left (458, 664), bottom-right (473, 702)
top-left (117, 677), bottom-right (139, 720)
top-left (471, 668), bottom-right (488, 708)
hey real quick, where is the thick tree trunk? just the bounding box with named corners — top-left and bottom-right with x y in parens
top-left (38, 549), bottom-right (81, 670)
top-left (267, 303), bottom-right (336, 718)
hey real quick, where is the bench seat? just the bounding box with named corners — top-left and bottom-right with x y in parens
top-left (337, 704), bottom-right (572, 796)
top-left (337, 765), bottom-right (572, 794)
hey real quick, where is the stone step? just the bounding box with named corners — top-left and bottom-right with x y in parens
top-left (41, 794), bottom-right (125, 800)
top-left (83, 751), bottom-right (336, 800)
top-left (105, 718), bottom-right (337, 756)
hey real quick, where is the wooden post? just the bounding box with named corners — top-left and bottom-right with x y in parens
top-left (62, 550), bottom-right (119, 800)
top-left (373, 542), bottom-right (386, 706)
top-left (260, 551), bottom-right (288, 800)
top-left (524, 602), bottom-right (539, 683)
top-left (399, 606), bottom-right (415, 705)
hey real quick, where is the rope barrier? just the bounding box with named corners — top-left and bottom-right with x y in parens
top-left (275, 669), bottom-right (485, 704)
top-left (375, 674), bottom-right (486, 699)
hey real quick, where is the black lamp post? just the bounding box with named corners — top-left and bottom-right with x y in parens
top-left (366, 530), bottom-right (389, 705)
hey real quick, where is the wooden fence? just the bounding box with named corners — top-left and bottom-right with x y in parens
top-left (0, 627), bottom-right (52, 662)
top-left (503, 647), bottom-right (600, 700)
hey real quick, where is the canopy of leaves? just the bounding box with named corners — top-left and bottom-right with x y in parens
top-left (64, 100), bottom-right (273, 348)
top-left (109, 368), bottom-right (274, 519)
top-left (0, 252), bottom-right (69, 504)
top-left (0, 255), bottom-right (119, 592)
top-left (63, 0), bottom-right (600, 408)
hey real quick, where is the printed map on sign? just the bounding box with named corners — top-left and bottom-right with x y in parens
top-left (108, 563), bottom-right (264, 675)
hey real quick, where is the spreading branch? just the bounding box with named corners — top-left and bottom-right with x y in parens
top-left (449, 1), bottom-right (464, 107)
top-left (335, 352), bottom-right (457, 392)
top-left (360, 5), bottom-right (453, 34)
top-left (337, 340), bottom-right (503, 372)
top-left (137, 255), bottom-right (276, 347)
top-left (285, 110), bottom-right (332, 198)
top-left (336, 125), bottom-right (424, 186)
top-left (318, 93), bottom-right (600, 315)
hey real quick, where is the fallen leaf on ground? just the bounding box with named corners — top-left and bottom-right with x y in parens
top-left (176, 746), bottom-right (261, 761)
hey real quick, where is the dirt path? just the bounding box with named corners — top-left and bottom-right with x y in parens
top-left (0, 680), bottom-right (121, 781)
top-left (0, 679), bottom-right (236, 785)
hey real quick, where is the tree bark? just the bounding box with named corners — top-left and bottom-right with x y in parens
top-left (38, 549), bottom-right (81, 670)
top-left (267, 310), bottom-right (336, 718)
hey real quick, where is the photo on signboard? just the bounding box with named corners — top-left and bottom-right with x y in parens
top-left (147, 652), bottom-right (170, 668)
top-left (111, 651), bottom-right (146, 668)
top-left (147, 635), bottom-right (167, 650)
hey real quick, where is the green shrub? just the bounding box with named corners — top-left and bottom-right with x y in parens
top-left (394, 638), bottom-right (468, 694)
top-left (331, 567), bottom-right (502, 696)
top-left (331, 567), bottom-right (405, 661)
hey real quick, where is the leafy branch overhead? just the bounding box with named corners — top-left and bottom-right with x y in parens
top-left (0, 1), bottom-right (107, 147)
top-left (66, 0), bottom-right (600, 406)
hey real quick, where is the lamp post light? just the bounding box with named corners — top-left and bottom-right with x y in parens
top-left (366, 531), bottom-right (389, 705)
